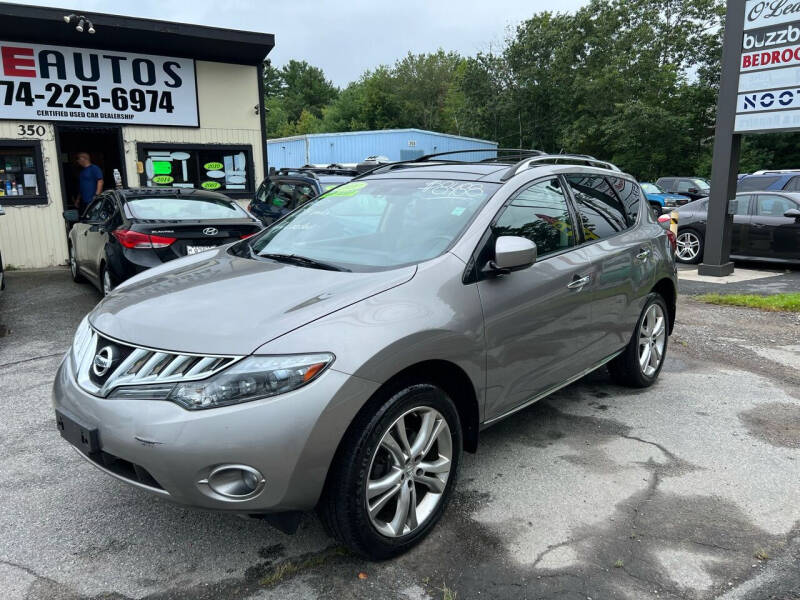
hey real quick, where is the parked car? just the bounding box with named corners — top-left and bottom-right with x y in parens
top-left (736, 171), bottom-right (800, 193)
top-left (54, 154), bottom-right (677, 559)
top-left (249, 166), bottom-right (357, 226)
top-left (655, 177), bottom-right (711, 200)
top-left (64, 188), bottom-right (262, 296)
top-left (640, 182), bottom-right (691, 212)
top-left (673, 193), bottom-right (800, 264)
top-left (0, 202), bottom-right (5, 292)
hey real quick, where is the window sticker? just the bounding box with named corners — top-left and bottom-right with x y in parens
top-left (321, 182), bottom-right (367, 197)
top-left (451, 207), bottom-right (466, 216)
top-left (417, 181), bottom-right (486, 198)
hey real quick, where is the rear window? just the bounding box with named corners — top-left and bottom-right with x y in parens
top-left (125, 196), bottom-right (246, 220)
top-left (737, 176), bottom-right (781, 192)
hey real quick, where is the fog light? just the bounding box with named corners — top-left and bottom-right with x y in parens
top-left (199, 465), bottom-right (265, 500)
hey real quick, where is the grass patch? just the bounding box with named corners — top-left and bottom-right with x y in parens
top-left (696, 292), bottom-right (800, 313)
top-left (614, 559), bottom-right (625, 568)
top-left (754, 549), bottom-right (769, 561)
top-left (259, 546), bottom-right (348, 587)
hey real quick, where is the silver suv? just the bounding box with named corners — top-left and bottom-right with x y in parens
top-left (53, 154), bottom-right (677, 559)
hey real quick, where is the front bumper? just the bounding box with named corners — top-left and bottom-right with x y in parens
top-left (52, 354), bottom-right (378, 512)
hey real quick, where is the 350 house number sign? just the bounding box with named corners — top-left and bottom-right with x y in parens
top-left (0, 41), bottom-right (198, 126)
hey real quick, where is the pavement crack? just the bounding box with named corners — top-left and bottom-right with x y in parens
top-left (0, 352), bottom-right (64, 370)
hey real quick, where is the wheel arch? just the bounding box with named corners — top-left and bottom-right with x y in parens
top-left (652, 277), bottom-right (676, 335)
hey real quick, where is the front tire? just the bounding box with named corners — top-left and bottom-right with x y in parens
top-left (608, 293), bottom-right (669, 388)
top-left (319, 383), bottom-right (462, 559)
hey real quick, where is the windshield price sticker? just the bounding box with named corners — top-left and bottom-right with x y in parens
top-left (417, 181), bottom-right (486, 198)
top-left (320, 182), bottom-right (367, 198)
top-left (0, 40), bottom-right (198, 126)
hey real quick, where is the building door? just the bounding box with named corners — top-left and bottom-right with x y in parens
top-left (56, 125), bottom-right (124, 215)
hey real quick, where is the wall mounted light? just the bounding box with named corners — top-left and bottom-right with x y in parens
top-left (64, 14), bottom-right (95, 34)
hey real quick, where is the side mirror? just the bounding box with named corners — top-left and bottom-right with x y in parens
top-left (485, 236), bottom-right (537, 275)
top-left (785, 208), bottom-right (800, 221)
top-left (63, 209), bottom-right (79, 223)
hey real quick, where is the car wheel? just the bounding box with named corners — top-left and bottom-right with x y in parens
top-left (69, 243), bottom-right (86, 283)
top-left (319, 382), bottom-right (462, 559)
top-left (676, 230), bottom-right (703, 264)
top-left (608, 293), bottom-right (669, 388)
top-left (100, 264), bottom-right (114, 296)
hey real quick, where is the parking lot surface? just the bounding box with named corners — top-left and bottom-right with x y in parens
top-left (1, 269), bottom-right (798, 600)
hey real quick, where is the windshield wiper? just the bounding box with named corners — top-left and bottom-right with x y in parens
top-left (259, 253), bottom-right (350, 272)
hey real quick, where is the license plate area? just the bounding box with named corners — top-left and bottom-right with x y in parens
top-left (186, 245), bottom-right (216, 255)
top-left (55, 409), bottom-right (99, 455)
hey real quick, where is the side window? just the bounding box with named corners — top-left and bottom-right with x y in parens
top-left (96, 196), bottom-right (115, 222)
top-left (729, 196), bottom-right (750, 216)
top-left (677, 180), bottom-right (692, 193)
top-left (756, 194), bottom-right (796, 217)
top-left (492, 178), bottom-right (575, 258)
top-left (659, 178), bottom-right (674, 191)
top-left (784, 176), bottom-right (800, 192)
top-left (565, 175), bottom-right (629, 241)
top-left (608, 177), bottom-right (641, 224)
top-left (83, 197), bottom-right (105, 221)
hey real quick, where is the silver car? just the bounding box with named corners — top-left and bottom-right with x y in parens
top-left (53, 155), bottom-right (677, 558)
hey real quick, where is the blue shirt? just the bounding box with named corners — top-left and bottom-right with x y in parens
top-left (79, 164), bottom-right (103, 208)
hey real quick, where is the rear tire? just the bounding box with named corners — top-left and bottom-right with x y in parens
top-left (608, 293), bottom-right (669, 388)
top-left (676, 229), bottom-right (703, 264)
top-left (99, 263), bottom-right (114, 296)
top-left (319, 382), bottom-right (462, 559)
top-left (68, 243), bottom-right (85, 283)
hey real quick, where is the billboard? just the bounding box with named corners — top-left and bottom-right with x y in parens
top-left (0, 41), bottom-right (198, 126)
top-left (736, 2), bottom-right (800, 132)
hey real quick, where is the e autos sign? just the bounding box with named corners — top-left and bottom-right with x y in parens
top-left (0, 41), bottom-right (198, 126)
top-left (736, 1), bottom-right (800, 132)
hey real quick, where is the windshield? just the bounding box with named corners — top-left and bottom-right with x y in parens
top-left (641, 183), bottom-right (663, 194)
top-left (126, 196), bottom-right (246, 220)
top-left (246, 179), bottom-right (499, 271)
top-left (692, 179), bottom-right (711, 190)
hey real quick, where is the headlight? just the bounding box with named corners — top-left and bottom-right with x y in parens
top-left (107, 353), bottom-right (334, 410)
top-left (664, 199), bottom-right (676, 207)
top-left (71, 315), bottom-right (92, 369)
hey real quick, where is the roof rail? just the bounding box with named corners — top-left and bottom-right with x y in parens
top-left (417, 148), bottom-right (545, 162)
top-left (500, 154), bottom-right (622, 181)
top-left (751, 169), bottom-right (800, 175)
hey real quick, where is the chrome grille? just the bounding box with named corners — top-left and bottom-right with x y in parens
top-left (73, 323), bottom-right (242, 397)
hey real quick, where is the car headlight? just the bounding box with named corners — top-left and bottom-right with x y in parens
top-left (71, 315), bottom-right (92, 369)
top-left (107, 353), bottom-right (334, 410)
top-left (664, 199), bottom-right (676, 206)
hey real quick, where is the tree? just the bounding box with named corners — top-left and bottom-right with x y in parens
top-left (279, 60), bottom-right (338, 122)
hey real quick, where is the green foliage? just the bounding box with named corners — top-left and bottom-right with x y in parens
top-left (262, 0), bottom-right (800, 179)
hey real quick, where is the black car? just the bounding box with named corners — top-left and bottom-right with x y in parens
top-left (0, 203), bottom-right (5, 292)
top-left (64, 188), bottom-right (263, 295)
top-left (674, 192), bottom-right (800, 264)
top-left (248, 166), bottom-right (359, 226)
top-left (655, 177), bottom-right (711, 201)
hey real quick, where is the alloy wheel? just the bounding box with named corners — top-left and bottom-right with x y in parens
top-left (69, 247), bottom-right (77, 278)
top-left (676, 232), bottom-right (700, 262)
top-left (638, 303), bottom-right (667, 377)
top-left (366, 406), bottom-right (452, 538)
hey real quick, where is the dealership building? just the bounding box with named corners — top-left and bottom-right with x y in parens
top-left (0, 3), bottom-right (274, 268)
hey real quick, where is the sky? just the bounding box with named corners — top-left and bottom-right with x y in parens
top-left (12, 0), bottom-right (589, 87)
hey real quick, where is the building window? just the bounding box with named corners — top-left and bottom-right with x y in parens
top-left (137, 144), bottom-right (255, 198)
top-left (0, 141), bottom-right (46, 206)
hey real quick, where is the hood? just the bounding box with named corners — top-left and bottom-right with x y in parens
top-left (90, 249), bottom-right (416, 355)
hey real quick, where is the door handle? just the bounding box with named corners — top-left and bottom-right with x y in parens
top-left (567, 275), bottom-right (591, 290)
top-left (635, 248), bottom-right (651, 261)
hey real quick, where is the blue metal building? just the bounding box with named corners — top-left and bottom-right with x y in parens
top-left (267, 128), bottom-right (497, 170)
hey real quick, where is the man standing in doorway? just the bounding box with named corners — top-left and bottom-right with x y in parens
top-left (75, 152), bottom-right (103, 212)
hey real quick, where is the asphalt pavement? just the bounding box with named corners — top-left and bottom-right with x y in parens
top-left (1, 269), bottom-right (798, 600)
